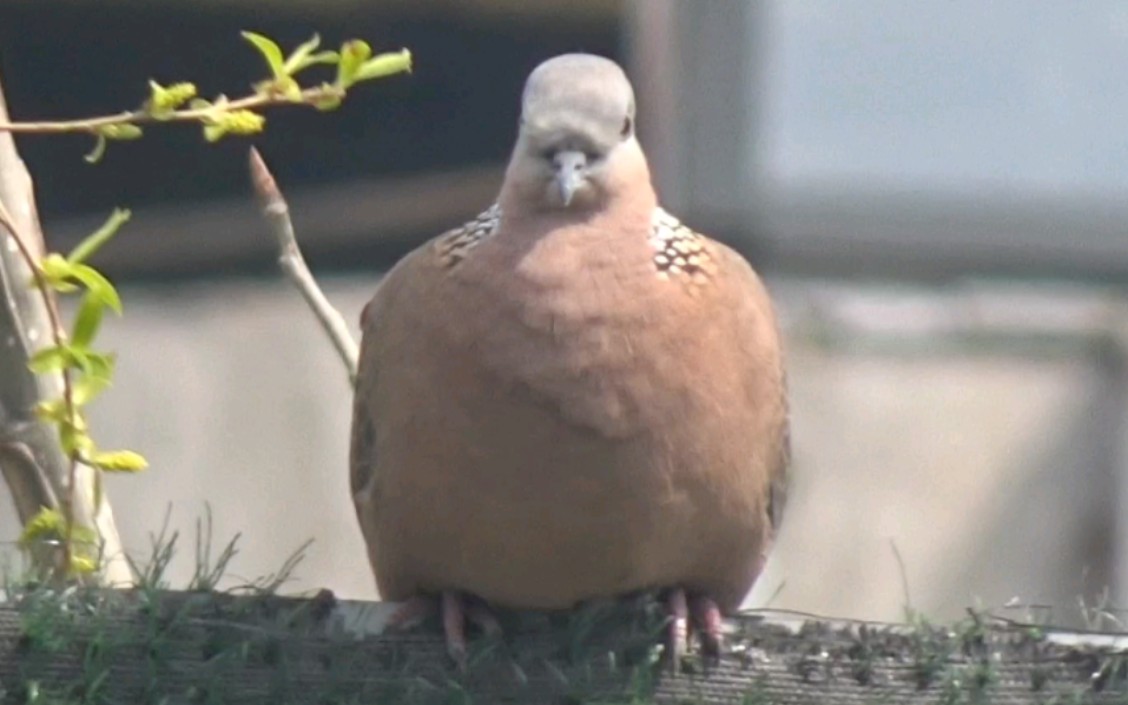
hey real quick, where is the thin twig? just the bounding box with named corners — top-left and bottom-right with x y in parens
top-left (0, 199), bottom-right (81, 569)
top-left (0, 85), bottom-right (344, 135)
top-left (0, 442), bottom-right (59, 523)
top-left (248, 148), bottom-right (359, 384)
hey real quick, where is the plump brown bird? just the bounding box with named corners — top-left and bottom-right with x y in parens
top-left (350, 53), bottom-right (789, 664)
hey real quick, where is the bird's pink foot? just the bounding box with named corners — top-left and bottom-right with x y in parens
top-left (689, 593), bottom-right (724, 656)
top-left (388, 591), bottom-right (501, 670)
top-left (664, 589), bottom-right (724, 668)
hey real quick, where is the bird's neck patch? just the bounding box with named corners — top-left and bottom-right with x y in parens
top-left (434, 204), bottom-right (715, 282)
top-left (436, 204), bottom-right (502, 268)
top-left (649, 208), bottom-right (714, 282)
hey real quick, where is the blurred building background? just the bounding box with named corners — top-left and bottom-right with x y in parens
top-left (2, 0), bottom-right (1128, 629)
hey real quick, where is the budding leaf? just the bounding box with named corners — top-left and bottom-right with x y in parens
top-left (278, 76), bottom-right (303, 101)
top-left (284, 34), bottom-right (321, 71)
top-left (70, 554), bottom-right (99, 574)
top-left (283, 34), bottom-right (338, 75)
top-left (69, 264), bottom-right (122, 314)
top-left (19, 508), bottom-right (67, 547)
top-left (68, 208), bottom-right (131, 265)
top-left (336, 39), bottom-right (373, 89)
top-left (28, 345), bottom-right (71, 374)
top-left (311, 86), bottom-right (343, 112)
top-left (89, 450), bottom-right (148, 473)
top-left (146, 80), bottom-right (198, 117)
top-left (354, 49), bottom-right (412, 83)
top-left (203, 110), bottom-right (265, 142)
top-left (242, 31), bottom-right (286, 78)
top-left (203, 123), bottom-right (228, 143)
top-left (97, 124), bottom-right (143, 141)
top-left (84, 135), bottom-right (107, 164)
top-left (71, 293), bottom-right (105, 349)
top-left (39, 252), bottom-right (74, 283)
top-left (34, 398), bottom-right (66, 423)
top-left (71, 350), bottom-right (115, 407)
top-left (72, 368), bottom-right (113, 406)
top-left (60, 420), bottom-right (94, 457)
top-left (39, 253), bottom-right (78, 291)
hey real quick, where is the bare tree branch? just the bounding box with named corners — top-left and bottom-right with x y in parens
top-left (0, 440), bottom-right (58, 524)
top-left (0, 70), bottom-right (132, 586)
top-left (249, 148), bottom-right (359, 385)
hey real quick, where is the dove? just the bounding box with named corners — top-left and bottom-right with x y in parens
top-left (350, 53), bottom-right (789, 666)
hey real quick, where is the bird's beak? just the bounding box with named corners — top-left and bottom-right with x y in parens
top-left (552, 150), bottom-right (588, 207)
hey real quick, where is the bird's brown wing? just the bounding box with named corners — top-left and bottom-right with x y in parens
top-left (349, 298), bottom-right (381, 507)
top-left (769, 398), bottom-right (791, 536)
top-left (349, 207), bottom-right (502, 514)
top-left (709, 237), bottom-right (792, 543)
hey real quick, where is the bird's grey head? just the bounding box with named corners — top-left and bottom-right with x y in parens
top-left (508, 54), bottom-right (641, 211)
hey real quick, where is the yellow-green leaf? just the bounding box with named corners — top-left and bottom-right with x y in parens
top-left (60, 419), bottom-right (94, 457)
top-left (19, 507), bottom-right (66, 547)
top-left (285, 34), bottom-right (321, 69)
top-left (70, 554), bottom-right (99, 574)
top-left (76, 350), bottom-right (115, 381)
top-left (242, 31), bottom-right (286, 77)
top-left (34, 398), bottom-right (66, 423)
top-left (298, 50), bottom-right (339, 72)
top-left (39, 252), bottom-right (75, 283)
top-left (97, 123), bottom-right (143, 141)
top-left (311, 87), bottom-right (343, 112)
top-left (336, 39), bottom-right (372, 89)
top-left (71, 293), bottom-right (104, 348)
top-left (210, 109), bottom-right (266, 137)
top-left (354, 49), bottom-right (412, 82)
top-left (69, 263), bottom-right (122, 314)
top-left (72, 369), bottom-right (113, 406)
top-left (282, 34), bottom-right (338, 76)
top-left (68, 208), bottom-right (131, 265)
top-left (203, 123), bottom-right (227, 143)
top-left (146, 80), bottom-right (197, 116)
top-left (268, 75), bottom-right (303, 102)
top-left (89, 450), bottom-right (148, 473)
top-left (28, 345), bottom-right (71, 374)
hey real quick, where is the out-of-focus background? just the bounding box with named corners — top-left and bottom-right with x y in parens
top-left (2, 0), bottom-right (1128, 628)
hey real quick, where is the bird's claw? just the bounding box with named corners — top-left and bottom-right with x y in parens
top-left (664, 589), bottom-right (724, 670)
top-left (388, 591), bottom-right (501, 671)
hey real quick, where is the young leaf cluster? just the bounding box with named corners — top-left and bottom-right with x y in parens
top-left (0, 31), bottom-right (411, 162)
top-left (1, 28), bottom-right (410, 582)
top-left (19, 209), bottom-right (147, 574)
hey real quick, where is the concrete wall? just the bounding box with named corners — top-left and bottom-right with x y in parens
top-left (2, 276), bottom-right (1124, 628)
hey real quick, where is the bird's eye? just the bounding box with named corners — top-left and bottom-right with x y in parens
top-left (620, 115), bottom-right (633, 138)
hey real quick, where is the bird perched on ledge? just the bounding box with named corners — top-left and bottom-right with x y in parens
top-left (350, 53), bottom-right (789, 667)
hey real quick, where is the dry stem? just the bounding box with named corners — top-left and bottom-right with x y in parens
top-left (0, 85), bottom-right (345, 135)
top-left (248, 148), bottom-right (359, 384)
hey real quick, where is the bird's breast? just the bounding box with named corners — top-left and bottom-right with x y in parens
top-left (444, 229), bottom-right (691, 439)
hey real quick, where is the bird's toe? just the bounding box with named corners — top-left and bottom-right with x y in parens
top-left (688, 593), bottom-right (724, 658)
top-left (662, 588), bottom-right (725, 670)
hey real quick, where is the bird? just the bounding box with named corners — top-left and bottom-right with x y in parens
top-left (349, 53), bottom-right (789, 667)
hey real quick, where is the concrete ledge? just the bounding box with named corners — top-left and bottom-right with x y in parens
top-left (2, 588), bottom-right (1127, 704)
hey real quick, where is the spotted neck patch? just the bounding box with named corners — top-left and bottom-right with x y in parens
top-left (435, 204), bottom-right (501, 268)
top-left (649, 208), bottom-right (715, 282)
top-left (434, 204), bottom-right (715, 280)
